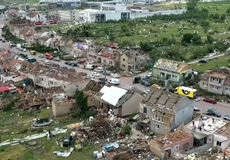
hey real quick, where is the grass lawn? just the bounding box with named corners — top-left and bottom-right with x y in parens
top-left (190, 56), bottom-right (230, 72)
top-left (0, 109), bottom-right (97, 160)
top-left (0, 139), bottom-right (98, 160)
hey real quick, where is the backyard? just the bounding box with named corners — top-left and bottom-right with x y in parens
top-left (0, 109), bottom-right (98, 160)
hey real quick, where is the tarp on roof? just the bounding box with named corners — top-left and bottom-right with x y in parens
top-left (100, 86), bottom-right (127, 106)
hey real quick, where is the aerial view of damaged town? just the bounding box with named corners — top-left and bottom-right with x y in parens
top-left (1, 0), bottom-right (230, 159)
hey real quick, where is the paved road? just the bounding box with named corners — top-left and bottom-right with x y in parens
top-left (188, 53), bottom-right (225, 64)
top-left (193, 99), bottom-right (230, 118)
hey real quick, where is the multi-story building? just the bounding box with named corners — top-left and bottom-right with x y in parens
top-left (120, 50), bottom-right (149, 71)
top-left (140, 88), bottom-right (193, 135)
top-left (153, 58), bottom-right (192, 83)
top-left (199, 67), bottom-right (230, 95)
top-left (58, 10), bottom-right (80, 22)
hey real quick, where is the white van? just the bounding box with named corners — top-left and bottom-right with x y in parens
top-left (84, 64), bottom-right (94, 70)
top-left (109, 78), bottom-right (120, 85)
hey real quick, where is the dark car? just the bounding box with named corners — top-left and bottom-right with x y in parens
top-left (199, 59), bottom-right (207, 63)
top-left (140, 80), bottom-right (151, 87)
top-left (98, 80), bottom-right (106, 85)
top-left (223, 115), bottom-right (230, 121)
top-left (133, 76), bottom-right (141, 84)
top-left (70, 62), bottom-right (78, 67)
top-left (203, 98), bottom-right (216, 104)
top-left (203, 109), bottom-right (221, 117)
top-left (65, 61), bottom-right (71, 65)
top-left (99, 77), bottom-right (107, 81)
top-left (163, 87), bottom-right (176, 93)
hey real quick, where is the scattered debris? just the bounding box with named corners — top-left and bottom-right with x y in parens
top-left (53, 147), bottom-right (74, 157)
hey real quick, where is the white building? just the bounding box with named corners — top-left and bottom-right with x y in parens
top-left (58, 10), bottom-right (80, 22)
top-left (79, 4), bottom-right (130, 23)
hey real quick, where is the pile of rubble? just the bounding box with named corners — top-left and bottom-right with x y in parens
top-left (75, 115), bottom-right (119, 144)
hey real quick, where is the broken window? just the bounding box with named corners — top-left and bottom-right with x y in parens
top-left (155, 124), bottom-right (159, 129)
top-left (217, 141), bottom-right (222, 146)
top-left (160, 72), bottom-right (165, 77)
top-left (143, 107), bottom-right (147, 113)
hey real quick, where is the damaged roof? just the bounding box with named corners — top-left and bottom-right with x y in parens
top-left (142, 89), bottom-right (187, 112)
top-left (153, 130), bottom-right (193, 148)
top-left (154, 58), bottom-right (191, 74)
top-left (83, 80), bottom-right (104, 94)
top-left (200, 67), bottom-right (230, 86)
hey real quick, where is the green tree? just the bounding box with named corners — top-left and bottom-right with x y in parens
top-left (75, 91), bottom-right (88, 114)
top-left (122, 125), bottom-right (132, 135)
top-left (192, 34), bottom-right (202, 45)
top-left (206, 35), bottom-right (214, 44)
top-left (186, 0), bottom-right (199, 11)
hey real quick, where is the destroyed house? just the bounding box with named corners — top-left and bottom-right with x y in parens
top-left (97, 85), bottom-right (143, 117)
top-left (83, 80), bottom-right (104, 108)
top-left (186, 115), bottom-right (228, 154)
top-left (199, 67), bottom-right (230, 95)
top-left (153, 58), bottom-right (192, 82)
top-left (21, 63), bottom-right (88, 97)
top-left (150, 130), bottom-right (194, 160)
top-left (140, 89), bottom-right (193, 135)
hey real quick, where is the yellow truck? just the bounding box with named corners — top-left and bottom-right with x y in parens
top-left (174, 86), bottom-right (197, 99)
top-left (30, 50), bottom-right (36, 55)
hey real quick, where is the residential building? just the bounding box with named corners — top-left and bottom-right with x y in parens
top-left (120, 50), bottom-right (149, 71)
top-left (149, 128), bottom-right (194, 160)
top-left (153, 58), bottom-right (192, 83)
top-left (199, 67), bottom-right (230, 95)
top-left (97, 85), bottom-right (143, 117)
top-left (185, 115), bottom-right (228, 154)
top-left (51, 93), bottom-right (75, 117)
top-left (19, 62), bottom-right (88, 97)
top-left (140, 88), bottom-right (193, 135)
top-left (26, 12), bottom-right (46, 22)
top-left (83, 80), bottom-right (104, 107)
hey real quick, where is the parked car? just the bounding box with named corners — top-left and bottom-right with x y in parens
top-left (152, 84), bottom-right (161, 89)
top-left (146, 72), bottom-right (153, 78)
top-left (223, 115), bottom-right (230, 121)
top-left (70, 62), bottom-right (78, 67)
top-left (194, 107), bottom-right (200, 112)
top-left (194, 97), bottom-right (201, 102)
top-left (203, 109), bottom-right (221, 117)
top-left (109, 78), bottom-right (120, 85)
top-left (199, 59), bottom-right (207, 63)
top-left (98, 80), bottom-right (106, 85)
top-left (94, 67), bottom-right (103, 73)
top-left (133, 76), bottom-right (141, 84)
top-left (99, 77), bottom-right (107, 81)
top-left (78, 59), bottom-right (86, 64)
top-left (39, 54), bottom-right (44, 58)
top-left (2, 39), bottom-right (5, 43)
top-left (91, 72), bottom-right (100, 77)
top-left (111, 73), bottom-right (120, 78)
top-left (53, 57), bottom-right (61, 61)
top-left (65, 61), bottom-right (71, 65)
top-left (102, 70), bottom-right (111, 76)
top-left (140, 80), bottom-right (151, 87)
top-left (203, 98), bottom-right (217, 104)
top-left (78, 72), bottom-right (87, 76)
top-left (163, 87), bottom-right (175, 93)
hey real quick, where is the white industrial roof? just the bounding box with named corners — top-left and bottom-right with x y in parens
top-left (100, 86), bottom-right (127, 106)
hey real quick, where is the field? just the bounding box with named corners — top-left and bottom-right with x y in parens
top-left (190, 55), bottom-right (230, 72)
top-left (0, 109), bottom-right (97, 160)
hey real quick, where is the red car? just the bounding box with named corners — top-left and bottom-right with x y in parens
top-left (203, 98), bottom-right (217, 104)
top-left (78, 59), bottom-right (86, 64)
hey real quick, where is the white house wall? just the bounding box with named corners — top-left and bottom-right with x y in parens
top-left (213, 134), bottom-right (230, 152)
